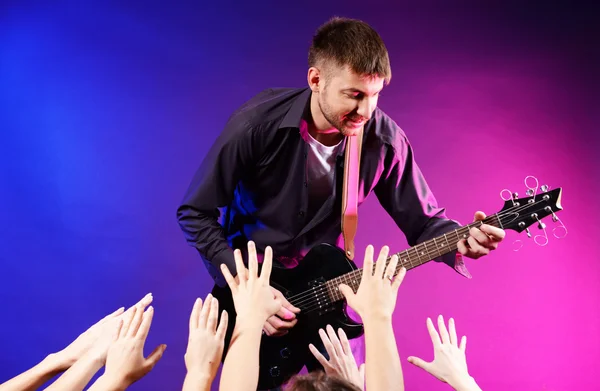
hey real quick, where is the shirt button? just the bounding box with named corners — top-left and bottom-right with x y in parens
top-left (298, 211), bottom-right (305, 217)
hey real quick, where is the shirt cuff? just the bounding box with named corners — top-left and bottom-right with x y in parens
top-left (199, 247), bottom-right (236, 288)
top-left (437, 251), bottom-right (472, 279)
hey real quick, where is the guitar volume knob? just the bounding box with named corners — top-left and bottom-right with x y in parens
top-left (269, 366), bottom-right (281, 377)
top-left (280, 347), bottom-right (291, 359)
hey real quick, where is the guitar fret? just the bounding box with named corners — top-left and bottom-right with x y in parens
top-left (443, 233), bottom-right (451, 252)
top-left (413, 246), bottom-right (420, 266)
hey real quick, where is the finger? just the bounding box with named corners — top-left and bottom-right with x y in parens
top-left (384, 254), bottom-right (399, 283)
top-left (199, 293), bottom-right (213, 328)
top-left (309, 343), bottom-right (331, 369)
top-left (362, 245), bottom-right (375, 279)
top-left (276, 305), bottom-right (297, 321)
top-left (135, 293), bottom-right (153, 308)
top-left (326, 325), bottom-right (345, 357)
top-left (426, 317), bottom-right (441, 347)
top-left (480, 224), bottom-right (506, 242)
top-left (189, 298), bottom-right (202, 332)
top-left (319, 328), bottom-right (338, 361)
top-left (469, 227), bottom-right (492, 249)
top-left (113, 319), bottom-right (123, 341)
top-left (119, 306), bottom-right (136, 338)
top-left (373, 246), bottom-right (390, 278)
top-left (136, 306), bottom-right (154, 341)
top-left (392, 267), bottom-right (407, 292)
top-left (407, 356), bottom-right (430, 371)
top-left (207, 297), bottom-right (219, 332)
top-left (128, 303), bottom-right (146, 338)
top-left (273, 289), bottom-right (300, 316)
top-left (460, 335), bottom-right (467, 352)
top-left (144, 344), bottom-right (167, 370)
top-left (233, 249), bottom-right (247, 283)
top-left (467, 236), bottom-right (488, 256)
top-left (449, 318), bottom-right (458, 346)
top-left (259, 246), bottom-right (273, 283)
top-left (216, 311), bottom-right (228, 341)
top-left (247, 241), bottom-right (259, 280)
top-left (130, 293), bottom-right (153, 314)
top-left (456, 239), bottom-right (469, 256)
top-left (220, 264), bottom-right (238, 293)
top-left (267, 315), bottom-right (298, 331)
top-left (325, 325), bottom-right (344, 359)
top-left (337, 328), bottom-right (355, 359)
top-left (101, 307), bottom-right (125, 322)
top-left (263, 321), bottom-right (278, 336)
top-left (438, 315), bottom-right (450, 344)
top-left (473, 211), bottom-right (486, 221)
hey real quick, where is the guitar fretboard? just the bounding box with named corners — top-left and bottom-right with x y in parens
top-left (325, 214), bottom-right (502, 301)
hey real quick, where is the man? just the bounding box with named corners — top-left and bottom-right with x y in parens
top-left (177, 14), bottom-right (504, 367)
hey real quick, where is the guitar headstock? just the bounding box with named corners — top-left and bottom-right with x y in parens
top-left (499, 187), bottom-right (562, 232)
top-left (497, 176), bottom-right (567, 249)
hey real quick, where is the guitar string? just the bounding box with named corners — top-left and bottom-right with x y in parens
top-left (284, 197), bottom-right (555, 312)
top-left (298, 200), bottom-right (555, 314)
top-left (286, 197), bottom-right (550, 309)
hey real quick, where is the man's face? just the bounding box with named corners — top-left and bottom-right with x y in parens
top-left (317, 64), bottom-right (385, 136)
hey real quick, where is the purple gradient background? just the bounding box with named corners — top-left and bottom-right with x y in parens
top-left (1, 1), bottom-right (598, 390)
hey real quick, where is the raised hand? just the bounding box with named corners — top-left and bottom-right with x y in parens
top-left (54, 306), bottom-right (125, 367)
top-left (184, 295), bottom-right (228, 379)
top-left (309, 325), bottom-right (365, 391)
top-left (220, 241), bottom-right (281, 329)
top-left (407, 316), bottom-right (480, 391)
top-left (339, 245), bottom-right (406, 321)
top-left (93, 305), bottom-right (166, 390)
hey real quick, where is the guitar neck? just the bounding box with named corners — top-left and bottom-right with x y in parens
top-left (325, 214), bottom-right (503, 301)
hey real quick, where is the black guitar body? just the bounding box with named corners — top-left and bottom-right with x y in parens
top-left (211, 243), bottom-right (363, 390)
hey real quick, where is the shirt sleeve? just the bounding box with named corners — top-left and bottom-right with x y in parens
top-left (374, 130), bottom-right (471, 278)
top-left (176, 115), bottom-right (261, 286)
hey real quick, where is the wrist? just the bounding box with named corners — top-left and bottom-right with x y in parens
top-left (449, 374), bottom-right (480, 391)
top-left (363, 313), bottom-right (393, 325)
top-left (44, 352), bottom-right (72, 372)
top-left (184, 370), bottom-right (213, 385)
top-left (94, 374), bottom-right (129, 391)
top-left (49, 350), bottom-right (77, 370)
top-left (235, 314), bottom-right (267, 331)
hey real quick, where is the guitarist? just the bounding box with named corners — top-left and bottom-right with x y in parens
top-left (177, 15), bottom-right (505, 383)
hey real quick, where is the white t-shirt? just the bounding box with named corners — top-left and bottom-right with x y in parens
top-left (300, 121), bottom-right (342, 217)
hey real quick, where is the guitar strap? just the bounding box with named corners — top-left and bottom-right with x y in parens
top-left (341, 127), bottom-right (363, 261)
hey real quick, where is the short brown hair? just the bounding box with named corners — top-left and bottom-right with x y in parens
top-left (284, 371), bottom-right (362, 391)
top-left (308, 17), bottom-right (392, 83)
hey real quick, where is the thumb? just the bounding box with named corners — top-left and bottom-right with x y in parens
top-left (473, 211), bottom-right (486, 222)
top-left (339, 284), bottom-right (356, 304)
top-left (272, 287), bottom-right (301, 313)
top-left (145, 344), bottom-right (167, 369)
top-left (407, 356), bottom-right (430, 371)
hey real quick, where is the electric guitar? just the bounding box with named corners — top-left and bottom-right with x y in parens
top-left (212, 185), bottom-right (564, 390)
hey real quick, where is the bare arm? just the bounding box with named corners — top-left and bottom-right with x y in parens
top-left (218, 242), bottom-right (282, 391)
top-left (182, 295), bottom-right (228, 391)
top-left (339, 245), bottom-right (406, 391)
top-left (0, 354), bottom-right (69, 391)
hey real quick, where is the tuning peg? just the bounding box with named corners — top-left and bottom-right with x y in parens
top-left (526, 189), bottom-right (534, 196)
top-left (512, 192), bottom-right (519, 199)
top-left (526, 228), bottom-right (532, 238)
top-left (538, 221), bottom-right (546, 229)
top-left (541, 185), bottom-right (549, 192)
